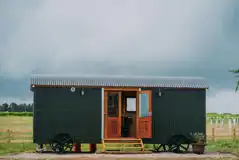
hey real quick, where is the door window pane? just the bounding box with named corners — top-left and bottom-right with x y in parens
top-left (140, 93), bottom-right (149, 117)
top-left (108, 93), bottom-right (118, 117)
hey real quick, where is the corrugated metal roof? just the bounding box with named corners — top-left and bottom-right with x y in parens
top-left (30, 74), bottom-right (209, 89)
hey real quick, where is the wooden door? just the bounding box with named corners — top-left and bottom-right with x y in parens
top-left (104, 91), bottom-right (121, 138)
top-left (136, 90), bottom-right (152, 138)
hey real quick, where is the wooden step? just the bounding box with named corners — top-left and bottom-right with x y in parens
top-left (101, 138), bottom-right (145, 153)
top-left (103, 138), bottom-right (142, 144)
top-left (104, 138), bottom-right (140, 140)
top-left (101, 150), bottom-right (152, 154)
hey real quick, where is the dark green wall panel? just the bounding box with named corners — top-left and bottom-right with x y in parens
top-left (33, 87), bottom-right (102, 144)
top-left (142, 88), bottom-right (206, 144)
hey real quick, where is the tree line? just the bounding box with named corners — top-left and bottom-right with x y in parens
top-left (0, 103), bottom-right (33, 112)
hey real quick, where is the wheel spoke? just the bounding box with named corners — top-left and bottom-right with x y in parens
top-left (153, 144), bottom-right (161, 151)
top-left (180, 144), bottom-right (189, 151)
top-left (163, 145), bottom-right (169, 152)
top-left (64, 143), bottom-right (73, 151)
top-left (169, 144), bottom-right (177, 151)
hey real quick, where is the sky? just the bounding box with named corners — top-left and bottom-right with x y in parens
top-left (0, 0), bottom-right (239, 113)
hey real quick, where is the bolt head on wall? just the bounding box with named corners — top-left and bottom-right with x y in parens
top-left (70, 87), bottom-right (76, 92)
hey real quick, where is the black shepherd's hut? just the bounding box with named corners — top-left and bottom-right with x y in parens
top-left (30, 75), bottom-right (209, 153)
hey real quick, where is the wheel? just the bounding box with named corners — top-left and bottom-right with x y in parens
top-left (168, 135), bottom-right (191, 153)
top-left (49, 133), bottom-right (73, 153)
top-left (153, 144), bottom-right (169, 152)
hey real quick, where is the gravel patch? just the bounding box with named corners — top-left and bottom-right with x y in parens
top-left (0, 152), bottom-right (237, 160)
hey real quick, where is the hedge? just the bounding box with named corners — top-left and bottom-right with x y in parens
top-left (0, 112), bottom-right (33, 116)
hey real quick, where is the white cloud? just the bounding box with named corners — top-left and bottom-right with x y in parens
top-left (0, 0), bottom-right (233, 77)
top-left (207, 89), bottom-right (239, 114)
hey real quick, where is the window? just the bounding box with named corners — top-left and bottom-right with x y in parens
top-left (126, 98), bottom-right (136, 111)
top-left (139, 93), bottom-right (149, 117)
top-left (108, 93), bottom-right (118, 117)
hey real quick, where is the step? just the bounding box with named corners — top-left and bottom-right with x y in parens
top-left (101, 150), bottom-right (152, 154)
top-left (101, 138), bottom-right (145, 153)
top-left (103, 146), bottom-right (142, 149)
top-left (104, 139), bottom-right (142, 144)
top-left (102, 138), bottom-right (142, 142)
top-left (104, 138), bottom-right (140, 140)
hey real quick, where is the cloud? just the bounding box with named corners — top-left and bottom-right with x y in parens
top-left (207, 89), bottom-right (239, 114)
top-left (0, 0), bottom-right (236, 77)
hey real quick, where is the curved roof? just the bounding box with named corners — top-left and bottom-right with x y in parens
top-left (30, 74), bottom-right (209, 89)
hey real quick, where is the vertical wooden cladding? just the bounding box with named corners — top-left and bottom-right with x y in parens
top-left (104, 92), bottom-right (108, 138)
top-left (137, 90), bottom-right (152, 138)
top-left (104, 91), bottom-right (121, 138)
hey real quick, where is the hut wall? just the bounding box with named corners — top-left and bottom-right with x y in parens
top-left (33, 87), bottom-right (102, 144)
top-left (142, 88), bottom-right (206, 144)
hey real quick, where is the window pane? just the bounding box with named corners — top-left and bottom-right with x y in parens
top-left (126, 98), bottom-right (136, 111)
top-left (140, 93), bottom-right (149, 117)
top-left (108, 93), bottom-right (118, 117)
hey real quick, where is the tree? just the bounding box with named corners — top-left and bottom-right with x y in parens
top-left (9, 102), bottom-right (18, 112)
top-left (3, 103), bottom-right (9, 110)
top-left (26, 103), bottom-right (33, 112)
top-left (3, 103), bottom-right (8, 111)
top-left (229, 69), bottom-right (239, 92)
top-left (18, 103), bottom-right (26, 112)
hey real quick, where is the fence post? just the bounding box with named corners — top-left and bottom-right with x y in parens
top-left (232, 127), bottom-right (236, 140)
top-left (7, 129), bottom-right (12, 143)
top-left (212, 127), bottom-right (215, 141)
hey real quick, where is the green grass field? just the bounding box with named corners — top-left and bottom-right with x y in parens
top-left (0, 116), bottom-right (239, 157)
top-left (0, 116), bottom-right (34, 155)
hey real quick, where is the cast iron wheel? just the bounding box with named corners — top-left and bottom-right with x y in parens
top-left (153, 144), bottom-right (169, 152)
top-left (168, 135), bottom-right (191, 153)
top-left (49, 133), bottom-right (73, 153)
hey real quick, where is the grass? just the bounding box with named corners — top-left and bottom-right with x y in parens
top-left (0, 116), bottom-right (32, 131)
top-left (0, 143), bottom-right (35, 155)
top-left (0, 112), bottom-right (33, 116)
top-left (0, 116), bottom-right (239, 159)
top-left (206, 140), bottom-right (239, 154)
